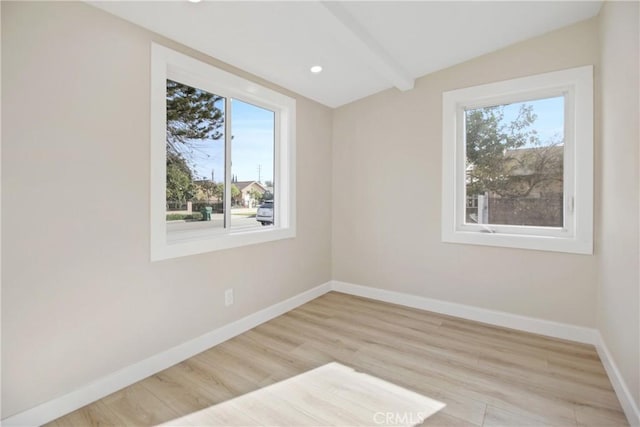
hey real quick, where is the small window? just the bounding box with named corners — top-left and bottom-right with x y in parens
top-left (442, 66), bottom-right (593, 254)
top-left (151, 44), bottom-right (296, 261)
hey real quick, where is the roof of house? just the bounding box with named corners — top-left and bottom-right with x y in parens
top-left (234, 181), bottom-right (267, 192)
top-left (504, 145), bottom-right (563, 176)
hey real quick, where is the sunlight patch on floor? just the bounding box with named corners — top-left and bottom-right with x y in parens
top-left (158, 362), bottom-right (446, 426)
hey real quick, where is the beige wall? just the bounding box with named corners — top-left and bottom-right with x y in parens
top-left (332, 18), bottom-right (600, 327)
top-left (597, 0), bottom-right (640, 408)
top-left (1, 2), bottom-right (332, 417)
top-left (4, 0), bottom-right (639, 421)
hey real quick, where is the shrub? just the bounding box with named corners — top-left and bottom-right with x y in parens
top-left (166, 212), bottom-right (204, 221)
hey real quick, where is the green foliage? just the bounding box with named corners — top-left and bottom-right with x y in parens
top-left (465, 104), bottom-right (562, 198)
top-left (249, 188), bottom-right (264, 203)
top-left (231, 184), bottom-right (241, 201)
top-left (166, 212), bottom-right (203, 221)
top-left (166, 153), bottom-right (195, 203)
top-left (194, 180), bottom-right (223, 201)
top-left (211, 182), bottom-right (223, 200)
top-left (166, 80), bottom-right (224, 158)
top-left (165, 80), bottom-right (225, 206)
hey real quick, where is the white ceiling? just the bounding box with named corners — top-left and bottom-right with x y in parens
top-left (90, 1), bottom-right (602, 108)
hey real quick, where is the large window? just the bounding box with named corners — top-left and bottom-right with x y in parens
top-left (442, 66), bottom-right (593, 254)
top-left (151, 44), bottom-right (296, 261)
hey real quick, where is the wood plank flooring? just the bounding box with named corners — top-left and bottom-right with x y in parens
top-left (156, 362), bottom-right (446, 426)
top-left (47, 292), bottom-right (629, 427)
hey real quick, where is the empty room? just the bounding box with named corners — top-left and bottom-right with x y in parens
top-left (2, 1), bottom-right (639, 426)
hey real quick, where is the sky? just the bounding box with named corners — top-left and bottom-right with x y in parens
top-left (496, 95), bottom-right (565, 146)
top-left (178, 98), bottom-right (275, 185)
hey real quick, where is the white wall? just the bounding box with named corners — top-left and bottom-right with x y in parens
top-left (332, 18), bottom-right (600, 327)
top-left (1, 2), bottom-right (332, 418)
top-left (597, 0), bottom-right (640, 409)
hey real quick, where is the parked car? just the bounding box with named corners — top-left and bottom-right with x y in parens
top-left (256, 200), bottom-right (274, 226)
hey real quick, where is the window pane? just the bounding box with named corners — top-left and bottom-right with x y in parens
top-left (165, 79), bottom-right (226, 232)
top-left (230, 99), bottom-right (275, 230)
top-left (464, 96), bottom-right (564, 227)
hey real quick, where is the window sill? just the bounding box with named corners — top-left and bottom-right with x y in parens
top-left (151, 226), bottom-right (296, 261)
top-left (442, 229), bottom-right (592, 254)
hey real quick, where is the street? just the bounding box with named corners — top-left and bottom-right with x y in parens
top-left (166, 212), bottom-right (268, 232)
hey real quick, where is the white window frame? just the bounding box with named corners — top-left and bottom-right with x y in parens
top-left (150, 43), bottom-right (296, 261)
top-left (442, 65), bottom-right (593, 254)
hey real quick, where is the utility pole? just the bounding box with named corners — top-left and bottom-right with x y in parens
top-left (211, 169), bottom-right (215, 183)
top-left (257, 164), bottom-right (262, 183)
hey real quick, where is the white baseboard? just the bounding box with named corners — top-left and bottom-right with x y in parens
top-left (1, 281), bottom-right (332, 427)
top-left (5, 279), bottom-right (637, 427)
top-left (595, 332), bottom-right (640, 427)
top-left (330, 280), bottom-right (599, 344)
top-left (331, 280), bottom-right (639, 426)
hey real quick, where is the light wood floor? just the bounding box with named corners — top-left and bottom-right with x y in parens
top-left (48, 292), bottom-right (629, 427)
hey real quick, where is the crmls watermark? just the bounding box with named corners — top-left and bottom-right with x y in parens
top-left (373, 411), bottom-right (428, 425)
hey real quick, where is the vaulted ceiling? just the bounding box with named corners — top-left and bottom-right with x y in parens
top-left (90, 1), bottom-right (602, 108)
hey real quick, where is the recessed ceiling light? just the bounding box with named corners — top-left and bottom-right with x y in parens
top-left (188, 0), bottom-right (202, 3)
top-left (310, 65), bottom-right (323, 74)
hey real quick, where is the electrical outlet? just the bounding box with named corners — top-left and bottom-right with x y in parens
top-left (225, 288), bottom-right (234, 306)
